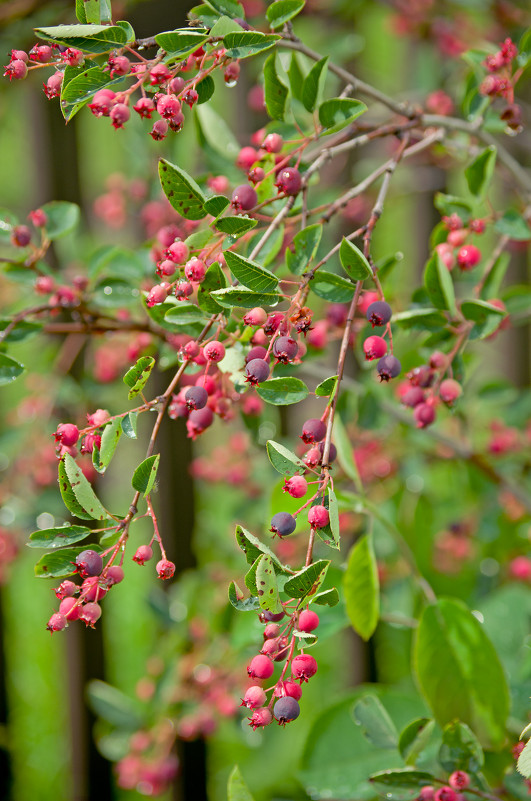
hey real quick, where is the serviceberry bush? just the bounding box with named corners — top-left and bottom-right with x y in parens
top-left (1, 0), bottom-right (531, 797)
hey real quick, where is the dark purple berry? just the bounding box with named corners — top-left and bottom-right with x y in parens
top-left (75, 550), bottom-right (103, 578)
top-left (377, 355), bottom-right (401, 381)
top-left (301, 418), bottom-right (326, 444)
top-left (272, 336), bottom-right (298, 363)
top-left (366, 300), bottom-right (392, 327)
top-left (263, 609), bottom-right (285, 622)
top-left (245, 358), bottom-right (270, 386)
top-left (231, 184), bottom-right (257, 211)
top-left (275, 167), bottom-right (302, 196)
top-left (270, 512), bottom-right (296, 537)
top-left (318, 440), bottom-right (337, 463)
top-left (273, 696), bottom-right (300, 724)
top-left (184, 386), bottom-right (208, 410)
top-left (245, 346), bottom-right (268, 364)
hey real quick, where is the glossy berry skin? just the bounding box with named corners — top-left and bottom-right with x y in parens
top-left (203, 341), bottom-right (225, 362)
top-left (377, 355), bottom-right (401, 381)
top-left (75, 550), bottom-right (103, 578)
top-left (156, 559), bottom-right (176, 580)
top-left (457, 245), bottom-right (481, 270)
top-left (243, 307), bottom-right (268, 326)
top-left (301, 418), bottom-right (326, 444)
top-left (270, 512), bottom-right (297, 537)
top-left (263, 623), bottom-right (281, 639)
top-left (298, 610), bottom-right (319, 632)
top-left (186, 407), bottom-right (214, 439)
top-left (283, 476), bottom-right (308, 498)
top-left (263, 132), bottom-right (283, 152)
top-left (231, 184), bottom-right (257, 211)
top-left (308, 505), bottom-right (329, 529)
top-left (434, 787), bottom-right (457, 801)
top-left (106, 565), bottom-right (124, 585)
top-left (80, 602), bottom-right (102, 627)
top-left (274, 696), bottom-right (300, 725)
top-left (318, 440), bottom-right (337, 463)
top-left (263, 609), bottom-right (285, 622)
top-left (54, 423), bottom-right (80, 447)
top-left (156, 94), bottom-right (181, 119)
top-left (245, 346), bottom-right (268, 363)
top-left (236, 147), bottom-right (258, 171)
top-left (184, 257), bottom-right (206, 283)
top-left (47, 613), bottom-right (67, 632)
top-left (55, 580), bottom-right (77, 600)
top-left (276, 167), bottom-right (302, 196)
top-left (247, 654), bottom-right (274, 680)
top-left (292, 654), bottom-right (318, 683)
top-left (366, 300), bottom-right (392, 327)
top-left (183, 88), bottom-right (198, 107)
top-left (110, 103), bottom-right (130, 129)
top-left (275, 680), bottom-right (303, 701)
top-left (273, 337), bottom-right (298, 363)
top-left (245, 358), bottom-right (270, 386)
top-left (363, 335), bottom-right (387, 360)
top-left (241, 685), bottom-right (267, 709)
top-left (248, 707), bottom-right (272, 730)
top-left (59, 600), bottom-right (80, 620)
top-left (185, 386), bottom-right (208, 410)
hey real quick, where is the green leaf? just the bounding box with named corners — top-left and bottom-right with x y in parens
top-left (353, 695), bottom-right (398, 749)
top-left (215, 216), bottom-right (257, 237)
top-left (424, 253), bottom-right (456, 316)
top-left (339, 238), bottom-right (372, 281)
top-left (223, 31), bottom-right (280, 58)
top-left (518, 739), bottom-right (531, 778)
top-left (370, 770), bottom-right (436, 800)
top-left (228, 581), bottom-right (260, 612)
top-left (93, 278), bottom-right (140, 308)
top-left (283, 559), bottom-right (330, 599)
top-left (266, 0), bottom-right (305, 28)
top-left (60, 454), bottom-right (109, 521)
top-left (0, 354), bottom-right (25, 386)
top-left (210, 287), bottom-right (280, 308)
top-left (494, 210), bottom-right (531, 241)
top-left (255, 554), bottom-right (283, 613)
top-left (343, 533), bottom-right (379, 641)
top-left (227, 765), bottom-right (256, 801)
top-left (88, 245), bottom-right (145, 281)
top-left (204, 195), bottom-right (230, 218)
top-left (264, 52), bottom-right (288, 121)
top-left (464, 146), bottom-right (496, 197)
top-left (434, 193), bottom-right (473, 224)
top-left (195, 103), bottom-right (240, 160)
top-left (198, 261), bottom-right (228, 314)
top-left (257, 376), bottom-right (309, 405)
top-left (87, 679), bottom-right (144, 728)
top-left (315, 375), bottom-right (338, 397)
top-left (196, 74), bottom-right (215, 104)
top-left (60, 66), bottom-right (126, 122)
top-left (334, 415), bottom-right (362, 490)
top-left (235, 525), bottom-right (289, 572)
top-left (158, 159), bottom-right (206, 221)
top-left (398, 719), bottom-right (435, 766)
top-left (131, 454), bottom-right (160, 497)
top-left (461, 299), bottom-right (505, 340)
top-left (92, 418), bottom-right (122, 474)
top-left (392, 308), bottom-right (447, 330)
top-left (288, 52), bottom-right (305, 101)
top-left (209, 15), bottom-right (244, 36)
top-left (121, 412), bottom-right (138, 439)
top-left (34, 544), bottom-right (101, 578)
top-left (439, 721), bottom-right (484, 774)
top-left (318, 97), bottom-right (367, 134)
top-left (155, 28), bottom-right (209, 59)
top-left (82, 0), bottom-right (112, 24)
top-left (164, 303), bottom-right (209, 326)
top-left (28, 525), bottom-right (91, 549)
top-left (42, 201), bottom-right (80, 239)
top-left (35, 23), bottom-right (128, 52)
top-left (286, 224), bottom-right (323, 275)
top-left (311, 270), bottom-right (356, 302)
top-left (301, 56), bottom-right (328, 112)
top-left (266, 440), bottom-right (306, 476)
top-left (123, 356), bottom-right (155, 400)
top-left (480, 252), bottom-right (509, 300)
top-left (327, 488), bottom-right (340, 546)
top-left (312, 587), bottom-right (340, 606)
top-left (224, 250), bottom-right (278, 292)
top-left (0, 320), bottom-right (42, 343)
top-left (203, 0), bottom-right (244, 18)
top-left (413, 597), bottom-right (510, 748)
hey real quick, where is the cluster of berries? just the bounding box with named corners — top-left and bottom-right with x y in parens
top-left (435, 213), bottom-right (486, 272)
top-left (397, 353), bottom-right (462, 429)
top-left (416, 771), bottom-right (470, 801)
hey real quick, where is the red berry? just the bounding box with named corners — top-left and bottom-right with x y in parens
top-left (150, 120), bottom-right (169, 140)
top-left (88, 89), bottom-right (116, 117)
top-left (156, 559), bottom-right (176, 580)
top-left (283, 476), bottom-right (308, 499)
top-left (108, 55), bottom-right (130, 77)
top-left (308, 505), bottom-right (329, 529)
top-left (150, 63), bottom-right (171, 85)
top-left (54, 423), bottom-right (80, 447)
top-left (46, 612), bottom-right (67, 632)
top-left (110, 103), bottom-right (130, 129)
top-left (298, 610), bottom-right (319, 632)
top-left (457, 245), bottom-right (481, 270)
top-left (274, 680), bottom-right (302, 700)
top-left (241, 685), bottom-right (267, 709)
top-left (55, 580), bottom-right (77, 600)
top-left (263, 133), bottom-right (283, 153)
top-left (291, 654), bottom-right (317, 683)
top-left (413, 402), bottom-right (436, 428)
top-left (156, 94), bottom-right (181, 119)
top-left (263, 623), bottom-right (281, 639)
top-left (439, 378), bottom-right (462, 405)
top-left (231, 184), bottom-right (257, 211)
top-left (363, 336), bottom-right (388, 360)
top-left (301, 418), bottom-right (326, 444)
top-left (133, 97), bottom-right (156, 119)
top-left (434, 787), bottom-right (457, 801)
top-left (80, 602), bottom-right (102, 627)
top-left (4, 59), bottom-right (28, 80)
top-left (224, 61), bottom-right (240, 85)
top-left (243, 307), bottom-right (268, 327)
top-left (184, 257), bottom-right (206, 283)
top-left (203, 341), bottom-right (225, 362)
top-left (248, 707), bottom-right (272, 730)
top-left (247, 654), bottom-right (274, 680)
top-left (43, 72), bottom-right (63, 99)
top-left (106, 565), bottom-right (124, 585)
top-left (236, 147), bottom-right (258, 171)
top-left (449, 771), bottom-right (469, 790)
top-left (133, 545), bottom-right (153, 565)
top-left (276, 167), bottom-right (302, 196)
top-left (59, 597), bottom-right (81, 620)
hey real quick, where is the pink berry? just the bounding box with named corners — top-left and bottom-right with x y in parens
top-left (82, 576), bottom-right (108, 602)
top-left (169, 76), bottom-right (185, 94)
top-left (156, 94), bottom-right (181, 119)
top-left (236, 147), bottom-right (258, 171)
top-left (439, 378), bottom-right (462, 404)
top-left (241, 685), bottom-right (267, 709)
top-left (291, 654), bottom-right (317, 683)
top-left (263, 623), bottom-right (281, 639)
top-left (231, 184), bottom-right (257, 211)
top-left (274, 680), bottom-right (303, 701)
top-left (59, 597), bottom-right (81, 620)
top-left (106, 565), bottom-right (125, 585)
top-left (298, 610), bottom-right (319, 632)
top-left (54, 423), bottom-right (80, 447)
top-left (133, 97), bottom-right (155, 119)
top-left (80, 602), bottom-right (102, 627)
top-left (434, 787), bottom-right (457, 801)
top-left (30, 44), bottom-right (53, 63)
top-left (283, 476), bottom-right (308, 499)
top-left (248, 167), bottom-right (265, 184)
top-left (413, 402), bottom-right (436, 428)
top-left (88, 89), bottom-right (116, 117)
top-left (156, 559), bottom-right (176, 580)
top-left (150, 120), bottom-right (169, 140)
top-left (449, 771), bottom-right (470, 790)
top-left (184, 257), bottom-right (206, 283)
top-left (243, 307), bottom-right (268, 327)
top-left (43, 72), bottom-right (64, 99)
top-left (186, 407), bottom-right (214, 439)
top-left (62, 48), bottom-right (84, 67)
top-left (183, 88), bottom-right (198, 108)
top-left (262, 132), bottom-right (283, 153)
top-left (224, 61), bottom-right (240, 85)
top-left (248, 707), bottom-right (272, 730)
top-left (308, 505), bottom-right (329, 529)
top-left (447, 229), bottom-right (468, 248)
top-left (363, 335), bottom-right (388, 361)
top-left (275, 167), bottom-right (302, 196)
top-left (203, 341), bottom-right (225, 362)
top-left (46, 612), bottom-right (67, 632)
top-left (247, 654), bottom-right (274, 680)
top-left (133, 545), bottom-right (153, 565)
top-left (29, 208), bottom-right (47, 227)
top-left (149, 63), bottom-right (171, 85)
top-left (4, 59), bottom-right (28, 80)
top-left (55, 580), bottom-right (77, 600)
top-left (166, 240), bottom-right (189, 263)
top-left (146, 283), bottom-right (170, 307)
top-left (108, 55), bottom-right (130, 77)
top-left (457, 245), bottom-right (481, 270)
top-left (110, 103), bottom-right (130, 129)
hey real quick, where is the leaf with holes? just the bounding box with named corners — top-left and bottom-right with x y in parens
top-left (28, 525), bottom-right (91, 549)
top-left (158, 159), bottom-right (206, 221)
top-left (319, 97), bottom-right (367, 134)
top-left (286, 224), bottom-right (323, 275)
top-left (255, 554), bottom-right (283, 613)
top-left (283, 559), bottom-right (330, 599)
top-left (224, 250), bottom-right (278, 293)
top-left (228, 581), bottom-right (260, 611)
top-left (131, 455), bottom-right (160, 497)
top-left (61, 454), bottom-right (109, 521)
top-left (339, 238), bottom-right (372, 280)
top-left (343, 533), bottom-right (379, 640)
top-left (266, 440), bottom-right (306, 476)
top-left (123, 356), bottom-right (155, 400)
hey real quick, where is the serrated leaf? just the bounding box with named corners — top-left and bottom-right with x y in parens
top-left (283, 559), bottom-right (330, 599)
top-left (311, 270), bottom-right (356, 302)
top-left (154, 28), bottom-right (209, 59)
top-left (255, 554), bottom-right (283, 613)
top-left (339, 238), bottom-right (372, 280)
top-left (424, 253), bottom-right (456, 316)
top-left (315, 375), bottom-right (338, 397)
top-left (286, 224), bottom-right (322, 275)
top-left (215, 216), bottom-right (258, 237)
top-left (318, 97), bottom-right (367, 134)
top-left (353, 695), bottom-right (398, 749)
top-left (210, 287), bottom-right (280, 308)
top-left (0, 354), bottom-right (24, 386)
top-left (131, 454), bottom-right (160, 497)
top-left (399, 719), bottom-right (435, 766)
top-left (494, 210), bottom-right (531, 241)
top-left (370, 769), bottom-right (436, 800)
top-left (198, 261), bottom-right (228, 314)
top-left (224, 250), bottom-right (278, 292)
top-left (414, 597), bottom-right (510, 748)
top-left (257, 376), bottom-right (309, 405)
top-left (34, 544), bottom-right (102, 578)
top-left (58, 458), bottom-right (95, 520)
top-left (223, 30), bottom-right (280, 58)
top-left (301, 56), bottom-right (328, 112)
top-left (266, 440), bottom-right (306, 476)
top-left (312, 587), bottom-right (340, 606)
top-left (228, 581), bottom-right (260, 611)
top-left (121, 412), bottom-right (138, 439)
top-left (60, 454), bottom-right (109, 521)
top-left (439, 721), bottom-right (484, 774)
top-left (227, 765), bottom-right (256, 801)
top-left (123, 356), bottom-right (155, 400)
top-left (28, 525), bottom-right (91, 549)
top-left (42, 201), bottom-right (80, 239)
top-left (35, 23), bottom-right (128, 52)
top-left (343, 534), bottom-right (379, 641)
top-left (465, 146), bottom-right (496, 198)
top-left (267, 0), bottom-right (305, 29)
top-left (264, 52), bottom-right (288, 121)
top-left (92, 418), bottom-right (122, 474)
top-left (158, 159), bottom-right (206, 221)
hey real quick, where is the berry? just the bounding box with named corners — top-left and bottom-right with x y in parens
top-left (156, 94), bottom-right (181, 119)
top-left (4, 59), bottom-right (28, 80)
top-left (275, 680), bottom-right (303, 700)
top-left (156, 559), bottom-right (176, 580)
top-left (183, 341), bottom-right (200, 359)
top-left (59, 597), bottom-right (81, 620)
top-left (169, 76), bottom-right (185, 94)
top-left (149, 63), bottom-right (171, 85)
top-left (54, 423), bottom-right (80, 447)
top-left (439, 378), bottom-right (462, 405)
top-left (263, 609), bottom-right (285, 622)
top-left (318, 440), bottom-right (337, 463)
top-left (43, 72), bottom-right (63, 99)
top-left (276, 167), bottom-right (302, 196)
top-left (273, 336), bottom-right (298, 363)
top-left (401, 387), bottom-right (425, 407)
top-left (449, 771), bottom-right (469, 790)
top-left (183, 88), bottom-right (198, 107)
top-left (11, 225), bottom-right (31, 247)
top-left (304, 447), bottom-right (322, 468)
top-left (308, 505), bottom-right (329, 529)
top-left (247, 654), bottom-right (274, 680)
top-left (88, 89), bottom-right (116, 117)
top-left (245, 358), bottom-right (270, 386)
top-left (106, 565), bottom-right (124, 585)
top-left (146, 283), bottom-right (170, 307)
top-left (301, 418), bottom-right (326, 444)
top-left (133, 545), bottom-right (153, 565)
top-left (150, 120), bottom-right (169, 141)
top-left (283, 476), bottom-right (308, 499)
top-left (47, 613), bottom-right (67, 632)
top-left (108, 55), bottom-right (130, 77)
top-left (110, 103), bottom-right (130, 129)
top-left (248, 167), bottom-right (265, 184)
top-left (185, 386), bottom-right (208, 410)
top-left (273, 696), bottom-right (300, 725)
top-left (157, 259), bottom-right (177, 277)
top-left (377, 355), bottom-right (401, 381)
top-left (75, 550), bottom-right (103, 578)
top-left (363, 335), bottom-right (387, 360)
top-left (80, 602), bottom-right (102, 627)
top-left (133, 97), bottom-right (155, 119)
top-left (263, 133), bottom-right (283, 153)
top-left (434, 788), bottom-right (456, 801)
top-left (418, 789), bottom-right (435, 801)
top-left (55, 580), bottom-right (77, 600)
top-left (298, 610), bottom-right (319, 632)
top-left (270, 512), bottom-right (296, 537)
top-left (186, 407), bottom-right (214, 438)
top-left (62, 48), bottom-right (84, 67)
top-left (291, 654), bottom-right (318, 683)
top-left (457, 245), bottom-right (481, 270)
top-left (231, 184), bottom-right (257, 211)
top-left (184, 257), bottom-right (206, 283)
top-left (413, 402), bottom-right (436, 429)
top-left (248, 707), bottom-right (272, 730)
top-left (224, 61), bottom-right (240, 85)
top-left (366, 300), bottom-right (392, 327)
top-left (236, 147), bottom-right (258, 171)
top-left (204, 341), bottom-right (225, 362)
top-left (29, 209), bottom-right (47, 227)
top-left (166, 240), bottom-right (189, 263)
top-left (263, 623), bottom-right (281, 639)
top-left (241, 686), bottom-right (267, 709)
top-left (34, 275), bottom-right (55, 294)
top-left (243, 307), bottom-right (268, 327)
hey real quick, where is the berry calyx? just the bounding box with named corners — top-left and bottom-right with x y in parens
top-left (270, 512), bottom-right (297, 537)
top-left (185, 386), bottom-right (208, 410)
top-left (47, 612), bottom-right (67, 632)
top-left (291, 653), bottom-right (318, 683)
top-left (80, 602), bottom-right (102, 627)
top-left (275, 167), bottom-right (302, 196)
top-left (366, 300), bottom-right (392, 327)
top-left (273, 696), bottom-right (300, 725)
top-left (272, 336), bottom-right (298, 364)
top-left (300, 418), bottom-right (326, 444)
top-left (363, 335), bottom-right (388, 360)
top-left (204, 341), bottom-right (225, 362)
top-left (156, 559), bottom-right (176, 580)
top-left (241, 685), bottom-right (267, 709)
top-left (75, 550), bottom-right (103, 578)
top-left (377, 355), bottom-right (401, 381)
top-left (133, 545), bottom-right (153, 565)
top-left (231, 184), bottom-right (257, 211)
top-left (248, 707), bottom-right (272, 730)
top-left (244, 358), bottom-right (270, 386)
top-left (449, 771), bottom-right (470, 790)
